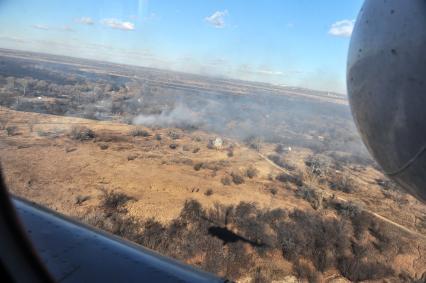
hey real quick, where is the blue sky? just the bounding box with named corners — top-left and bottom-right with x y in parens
top-left (0, 0), bottom-right (363, 93)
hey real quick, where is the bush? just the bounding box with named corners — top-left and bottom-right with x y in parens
top-left (227, 148), bottom-right (234, 157)
top-left (277, 209), bottom-right (354, 273)
top-left (155, 133), bottom-right (162, 140)
top-left (296, 186), bottom-right (324, 210)
top-left (130, 128), bottom-right (150, 137)
top-left (169, 143), bottom-right (178, 149)
top-left (94, 131), bottom-right (129, 143)
top-left (245, 166), bottom-right (258, 179)
top-left (172, 158), bottom-right (193, 166)
top-left (182, 145), bottom-right (191, 151)
top-left (139, 218), bottom-right (167, 250)
top-left (5, 126), bottom-right (18, 136)
top-left (268, 154), bottom-right (296, 171)
top-left (375, 178), bottom-right (398, 190)
top-left (268, 154), bottom-right (281, 166)
top-left (80, 210), bottom-right (106, 228)
top-left (293, 260), bottom-right (320, 283)
top-left (244, 136), bottom-right (262, 151)
top-left (276, 173), bottom-right (303, 186)
top-left (193, 162), bottom-right (204, 171)
top-left (65, 147), bottom-right (77, 153)
top-left (82, 196), bottom-right (403, 282)
top-left (127, 154), bottom-right (138, 161)
top-left (223, 242), bottom-right (254, 279)
top-left (337, 257), bottom-right (394, 282)
top-left (304, 154), bottom-right (333, 177)
top-left (168, 131), bottom-right (181, 140)
top-left (98, 143), bottom-right (109, 150)
top-left (179, 199), bottom-right (206, 222)
top-left (330, 199), bottom-right (372, 240)
top-left (382, 189), bottom-right (409, 206)
top-left (70, 126), bottom-right (95, 141)
top-left (275, 144), bottom-right (284, 154)
top-left (202, 161), bottom-right (229, 171)
top-left (75, 195), bottom-right (90, 205)
top-left (37, 130), bottom-right (61, 139)
top-left (81, 210), bottom-right (140, 241)
top-left (106, 213), bottom-right (140, 239)
top-left (221, 176), bottom-right (231, 186)
top-left (331, 200), bottom-right (363, 219)
top-left (231, 172), bottom-right (244, 185)
top-left (252, 267), bottom-right (271, 283)
top-left (329, 173), bottom-right (358, 193)
top-left (101, 190), bottom-right (134, 212)
top-left (204, 189), bottom-right (214, 196)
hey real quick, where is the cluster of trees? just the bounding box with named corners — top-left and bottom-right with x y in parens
top-left (0, 74), bottom-right (129, 116)
top-left (80, 191), bottom-right (416, 282)
top-left (0, 58), bottom-right (375, 167)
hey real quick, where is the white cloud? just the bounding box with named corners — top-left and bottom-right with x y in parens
top-left (0, 35), bottom-right (26, 43)
top-left (75, 17), bottom-right (95, 25)
top-left (205, 10), bottom-right (228, 28)
top-left (256, 69), bottom-right (284, 76)
top-left (31, 24), bottom-right (75, 32)
top-left (32, 24), bottom-right (49, 30)
top-left (238, 65), bottom-right (285, 76)
top-left (100, 18), bottom-right (135, 31)
top-left (328, 19), bottom-right (354, 37)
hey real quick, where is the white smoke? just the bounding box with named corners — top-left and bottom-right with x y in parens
top-left (132, 103), bottom-right (202, 128)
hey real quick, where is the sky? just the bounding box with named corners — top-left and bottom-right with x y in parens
top-left (0, 0), bottom-right (363, 93)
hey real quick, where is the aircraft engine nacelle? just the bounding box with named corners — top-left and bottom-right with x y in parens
top-left (347, 0), bottom-right (426, 201)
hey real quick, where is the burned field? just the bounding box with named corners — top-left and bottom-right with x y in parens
top-left (0, 49), bottom-right (425, 282)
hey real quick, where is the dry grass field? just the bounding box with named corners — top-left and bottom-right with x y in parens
top-left (1, 107), bottom-right (425, 282)
top-left (1, 49), bottom-right (426, 282)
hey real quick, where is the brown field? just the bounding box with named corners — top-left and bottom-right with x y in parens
top-left (1, 106), bottom-right (425, 282)
top-left (1, 49), bottom-right (426, 282)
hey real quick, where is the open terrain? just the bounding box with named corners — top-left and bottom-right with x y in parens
top-left (0, 49), bottom-right (425, 282)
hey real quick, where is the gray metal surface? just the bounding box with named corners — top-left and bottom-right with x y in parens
top-left (347, 0), bottom-right (426, 201)
top-left (13, 198), bottom-right (224, 283)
